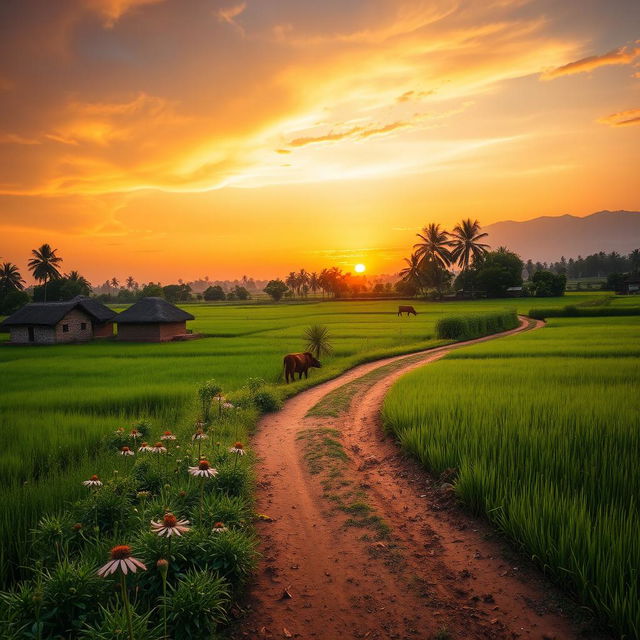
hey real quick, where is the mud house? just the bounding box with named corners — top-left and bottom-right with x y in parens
top-left (1, 297), bottom-right (116, 344)
top-left (115, 297), bottom-right (194, 342)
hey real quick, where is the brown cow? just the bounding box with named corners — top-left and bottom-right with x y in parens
top-left (283, 352), bottom-right (322, 383)
top-left (398, 305), bottom-right (417, 316)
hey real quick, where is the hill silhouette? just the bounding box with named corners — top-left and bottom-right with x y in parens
top-left (483, 210), bottom-right (640, 261)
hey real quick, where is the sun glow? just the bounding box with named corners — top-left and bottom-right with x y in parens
top-left (354, 263), bottom-right (366, 273)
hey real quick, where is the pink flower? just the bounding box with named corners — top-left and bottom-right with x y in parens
top-left (150, 513), bottom-right (190, 537)
top-left (212, 521), bottom-right (228, 533)
top-left (97, 545), bottom-right (146, 577)
top-left (161, 430), bottom-right (176, 441)
top-left (192, 430), bottom-right (208, 441)
top-left (138, 442), bottom-right (153, 452)
top-left (150, 442), bottom-right (167, 454)
top-left (120, 446), bottom-right (134, 456)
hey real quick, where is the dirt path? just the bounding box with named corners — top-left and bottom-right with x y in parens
top-left (232, 318), bottom-right (604, 640)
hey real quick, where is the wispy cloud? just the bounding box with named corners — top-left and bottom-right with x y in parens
top-left (541, 41), bottom-right (640, 80)
top-left (215, 2), bottom-right (247, 35)
top-left (597, 108), bottom-right (640, 127)
top-left (83, 0), bottom-right (165, 27)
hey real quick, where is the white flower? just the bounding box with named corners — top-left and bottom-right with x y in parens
top-left (150, 442), bottom-right (167, 454)
top-left (160, 430), bottom-right (176, 441)
top-left (212, 522), bottom-right (228, 533)
top-left (119, 446), bottom-right (134, 456)
top-left (229, 442), bottom-right (246, 456)
top-left (97, 545), bottom-right (146, 577)
top-left (192, 430), bottom-right (208, 441)
top-left (82, 475), bottom-right (103, 487)
top-left (138, 442), bottom-right (154, 452)
top-left (150, 513), bottom-right (190, 537)
top-left (188, 460), bottom-right (218, 478)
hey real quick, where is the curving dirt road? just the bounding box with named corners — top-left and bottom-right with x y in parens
top-left (232, 317), bottom-right (605, 640)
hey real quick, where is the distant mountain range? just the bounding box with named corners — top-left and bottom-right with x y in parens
top-left (483, 210), bottom-right (640, 262)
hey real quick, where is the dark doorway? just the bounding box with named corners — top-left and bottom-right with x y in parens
top-left (28, 327), bottom-right (35, 342)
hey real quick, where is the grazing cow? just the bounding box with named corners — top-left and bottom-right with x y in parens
top-left (283, 352), bottom-right (322, 383)
top-left (398, 305), bottom-right (417, 316)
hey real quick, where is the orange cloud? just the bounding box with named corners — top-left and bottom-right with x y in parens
top-left (216, 2), bottom-right (247, 34)
top-left (598, 108), bottom-right (640, 127)
top-left (83, 0), bottom-right (165, 26)
top-left (541, 42), bottom-right (640, 80)
top-left (287, 121), bottom-right (411, 148)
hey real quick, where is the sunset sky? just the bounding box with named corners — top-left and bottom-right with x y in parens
top-left (0, 0), bottom-right (638, 283)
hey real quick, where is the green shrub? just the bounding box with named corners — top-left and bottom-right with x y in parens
top-left (79, 604), bottom-right (162, 640)
top-left (214, 465), bottom-right (250, 498)
top-left (252, 389), bottom-right (282, 413)
top-left (202, 493), bottom-right (251, 528)
top-left (435, 310), bottom-right (518, 340)
top-left (166, 569), bottom-right (230, 640)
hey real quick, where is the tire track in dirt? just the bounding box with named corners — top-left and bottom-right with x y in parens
top-left (232, 318), bottom-right (607, 640)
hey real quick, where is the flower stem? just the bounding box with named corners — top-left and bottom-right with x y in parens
top-left (199, 476), bottom-right (205, 524)
top-left (120, 572), bottom-right (135, 640)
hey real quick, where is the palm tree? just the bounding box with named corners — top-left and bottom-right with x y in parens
top-left (0, 262), bottom-right (25, 294)
top-left (398, 254), bottom-right (423, 295)
top-left (298, 269), bottom-right (309, 297)
top-left (413, 223), bottom-right (452, 269)
top-left (450, 219), bottom-right (489, 270)
top-left (126, 276), bottom-right (135, 290)
top-left (28, 243), bottom-right (63, 302)
top-left (309, 272), bottom-right (320, 297)
top-left (286, 272), bottom-right (298, 298)
top-left (303, 325), bottom-right (332, 359)
top-left (66, 270), bottom-right (91, 291)
top-left (110, 277), bottom-right (120, 289)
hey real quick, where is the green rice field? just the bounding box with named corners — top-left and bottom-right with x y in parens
top-left (382, 313), bottom-right (640, 637)
top-left (0, 293), bottom-right (621, 588)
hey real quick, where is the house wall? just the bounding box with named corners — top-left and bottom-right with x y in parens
top-left (54, 309), bottom-right (94, 343)
top-left (10, 326), bottom-right (56, 344)
top-left (93, 322), bottom-right (114, 338)
top-left (117, 321), bottom-right (186, 342)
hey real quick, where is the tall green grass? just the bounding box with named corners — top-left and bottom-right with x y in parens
top-left (0, 295), bottom-right (599, 586)
top-left (382, 316), bottom-right (640, 637)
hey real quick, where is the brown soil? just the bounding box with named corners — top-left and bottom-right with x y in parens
top-left (231, 318), bottom-right (607, 640)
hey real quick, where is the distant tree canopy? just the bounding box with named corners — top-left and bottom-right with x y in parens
top-left (263, 279), bottom-right (288, 301)
top-left (162, 283), bottom-right (192, 303)
top-left (531, 270), bottom-right (567, 297)
top-left (231, 286), bottom-right (250, 300)
top-left (139, 282), bottom-right (164, 298)
top-left (0, 290), bottom-right (29, 315)
top-left (33, 273), bottom-right (92, 301)
top-left (203, 285), bottom-right (226, 301)
top-left (456, 249), bottom-right (523, 298)
top-left (525, 249), bottom-right (639, 280)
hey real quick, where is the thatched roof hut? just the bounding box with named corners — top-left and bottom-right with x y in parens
top-left (1, 297), bottom-right (116, 344)
top-left (115, 297), bottom-right (194, 342)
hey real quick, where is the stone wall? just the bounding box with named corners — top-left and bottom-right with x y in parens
top-left (10, 325), bottom-right (56, 344)
top-left (54, 308), bottom-right (94, 343)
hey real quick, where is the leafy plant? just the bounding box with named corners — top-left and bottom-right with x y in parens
top-left (303, 324), bottom-right (333, 359)
top-left (166, 569), bottom-right (230, 640)
top-left (79, 604), bottom-right (162, 640)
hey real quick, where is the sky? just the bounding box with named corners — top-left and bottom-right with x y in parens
top-left (0, 0), bottom-right (638, 284)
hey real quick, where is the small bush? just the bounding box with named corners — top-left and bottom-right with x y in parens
top-left (252, 389), bottom-right (282, 413)
top-left (167, 569), bottom-right (230, 640)
top-left (215, 465), bottom-right (250, 498)
top-left (79, 605), bottom-right (162, 640)
top-left (435, 310), bottom-right (519, 340)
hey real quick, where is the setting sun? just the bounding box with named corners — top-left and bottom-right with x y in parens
top-left (354, 264), bottom-right (366, 273)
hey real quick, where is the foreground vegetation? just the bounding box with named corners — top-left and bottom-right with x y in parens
top-left (382, 315), bottom-right (640, 637)
top-left (0, 387), bottom-right (258, 639)
top-left (3, 296), bottom-right (604, 587)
